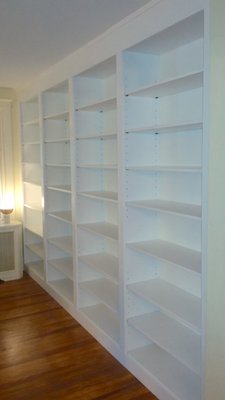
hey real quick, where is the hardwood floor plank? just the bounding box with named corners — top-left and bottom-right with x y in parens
top-left (0, 275), bottom-right (158, 399)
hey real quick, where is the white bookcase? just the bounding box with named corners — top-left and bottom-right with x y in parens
top-left (20, 2), bottom-right (225, 399)
top-left (21, 97), bottom-right (45, 281)
top-left (73, 57), bottom-right (120, 345)
top-left (123, 11), bottom-right (203, 400)
top-left (42, 81), bottom-right (74, 304)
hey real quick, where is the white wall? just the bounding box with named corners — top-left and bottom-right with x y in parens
top-left (203, 1), bottom-right (225, 399)
top-left (0, 88), bottom-right (22, 220)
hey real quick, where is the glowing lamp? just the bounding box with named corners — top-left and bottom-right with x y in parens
top-left (0, 193), bottom-right (14, 223)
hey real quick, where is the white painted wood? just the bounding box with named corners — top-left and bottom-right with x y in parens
top-left (47, 210), bottom-right (72, 223)
top-left (0, 222), bottom-right (23, 281)
top-left (25, 260), bottom-right (45, 280)
top-left (79, 278), bottom-right (119, 312)
top-left (126, 165), bottom-right (201, 173)
top-left (127, 239), bottom-right (201, 274)
top-left (77, 164), bottom-right (117, 170)
top-left (27, 242), bottom-right (44, 258)
top-left (76, 96), bottom-right (116, 112)
top-left (47, 184), bottom-right (71, 193)
top-left (127, 199), bottom-right (201, 219)
top-left (80, 303), bottom-right (120, 343)
top-left (128, 311), bottom-right (201, 374)
top-left (129, 344), bottom-right (201, 400)
top-left (77, 132), bottom-right (116, 140)
top-left (126, 71), bottom-right (203, 98)
top-left (128, 279), bottom-right (201, 333)
top-left (47, 236), bottom-right (73, 254)
top-left (78, 252), bottom-right (119, 283)
top-left (19, 3), bottom-right (211, 399)
top-left (23, 206), bottom-right (43, 236)
top-left (49, 278), bottom-right (73, 303)
top-left (125, 121), bottom-right (202, 134)
top-left (43, 111), bottom-right (69, 121)
top-left (48, 257), bottom-right (73, 280)
top-left (78, 191), bottom-right (118, 203)
top-left (78, 222), bottom-right (118, 241)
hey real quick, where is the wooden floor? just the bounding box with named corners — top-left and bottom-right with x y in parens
top-left (0, 274), bottom-right (158, 400)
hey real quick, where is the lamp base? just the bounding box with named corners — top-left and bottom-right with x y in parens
top-left (0, 209), bottom-right (13, 224)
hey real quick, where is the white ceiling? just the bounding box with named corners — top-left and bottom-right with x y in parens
top-left (0, 0), bottom-right (151, 91)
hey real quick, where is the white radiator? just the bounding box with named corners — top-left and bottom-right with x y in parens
top-left (0, 221), bottom-right (23, 281)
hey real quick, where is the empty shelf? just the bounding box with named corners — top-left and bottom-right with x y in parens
top-left (126, 165), bottom-right (201, 173)
top-left (128, 311), bottom-right (201, 374)
top-left (47, 185), bottom-right (71, 193)
top-left (78, 252), bottom-right (119, 283)
top-left (125, 121), bottom-right (203, 134)
top-left (78, 191), bottom-right (118, 203)
top-left (48, 236), bottom-right (73, 254)
top-left (79, 222), bottom-right (118, 241)
top-left (48, 210), bottom-right (72, 223)
top-left (48, 257), bottom-right (73, 280)
top-left (129, 344), bottom-right (200, 400)
top-left (76, 96), bottom-right (116, 112)
top-left (128, 279), bottom-right (201, 333)
top-left (127, 199), bottom-right (201, 219)
top-left (126, 71), bottom-right (203, 98)
top-left (27, 242), bottom-right (44, 258)
top-left (127, 239), bottom-right (201, 274)
top-left (80, 303), bottom-right (120, 343)
top-left (49, 278), bottom-right (74, 303)
top-left (43, 111), bottom-right (69, 120)
top-left (79, 278), bottom-right (119, 312)
top-left (25, 260), bottom-right (45, 280)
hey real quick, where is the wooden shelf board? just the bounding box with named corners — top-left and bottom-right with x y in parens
top-left (128, 311), bottom-right (201, 374)
top-left (26, 242), bottom-right (44, 258)
top-left (125, 121), bottom-right (203, 134)
top-left (45, 163), bottom-right (70, 168)
top-left (24, 223), bottom-right (43, 238)
top-left (47, 185), bottom-right (71, 193)
top-left (45, 137), bottom-right (70, 143)
top-left (128, 279), bottom-right (201, 333)
top-left (77, 132), bottom-right (117, 140)
top-left (49, 278), bottom-right (74, 303)
top-left (79, 278), bottom-right (119, 312)
top-left (77, 164), bottom-right (117, 170)
top-left (126, 71), bottom-right (203, 98)
top-left (127, 239), bottom-right (201, 274)
top-left (48, 236), bottom-right (73, 254)
top-left (127, 199), bottom-right (201, 219)
top-left (78, 222), bottom-right (118, 241)
top-left (47, 210), bottom-right (72, 223)
top-left (43, 111), bottom-right (69, 120)
top-left (48, 257), bottom-right (73, 280)
top-left (25, 260), bottom-right (45, 280)
top-left (78, 191), bottom-right (118, 203)
top-left (80, 303), bottom-right (120, 343)
top-left (129, 344), bottom-right (200, 400)
top-left (78, 252), bottom-right (119, 283)
top-left (22, 141), bottom-right (40, 145)
top-left (22, 119), bottom-right (39, 127)
top-left (76, 96), bottom-right (116, 112)
top-left (126, 165), bottom-right (201, 173)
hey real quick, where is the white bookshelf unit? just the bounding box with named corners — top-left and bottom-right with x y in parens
top-left (123, 12), bottom-right (203, 400)
top-left (21, 97), bottom-right (45, 281)
top-left (42, 81), bottom-right (74, 305)
top-left (20, 1), bottom-right (225, 399)
top-left (73, 57), bottom-right (121, 347)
